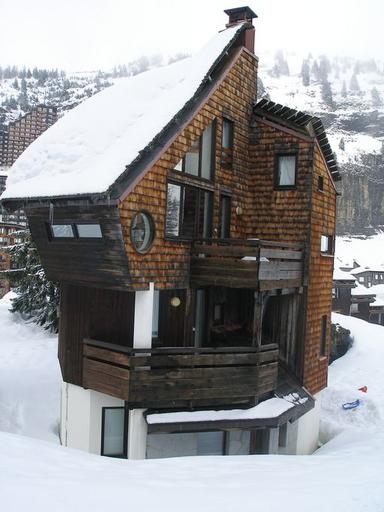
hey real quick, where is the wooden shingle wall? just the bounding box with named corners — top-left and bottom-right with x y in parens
top-left (118, 49), bottom-right (258, 290)
top-left (303, 145), bottom-right (336, 394)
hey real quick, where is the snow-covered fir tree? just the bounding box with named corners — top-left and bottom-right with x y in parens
top-left (3, 230), bottom-right (59, 332)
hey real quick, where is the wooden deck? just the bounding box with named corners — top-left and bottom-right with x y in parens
top-left (82, 338), bottom-right (279, 408)
top-left (190, 238), bottom-right (304, 289)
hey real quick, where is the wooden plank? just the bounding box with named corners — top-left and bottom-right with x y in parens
top-left (83, 345), bottom-right (130, 367)
top-left (83, 358), bottom-right (130, 381)
top-left (260, 248), bottom-right (302, 260)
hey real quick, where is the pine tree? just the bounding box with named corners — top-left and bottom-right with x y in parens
top-left (311, 61), bottom-right (320, 81)
top-left (301, 59), bottom-right (310, 86)
top-left (341, 80), bottom-right (347, 97)
top-left (339, 138), bottom-right (345, 151)
top-left (321, 80), bottom-right (335, 110)
top-left (349, 73), bottom-right (360, 93)
top-left (3, 230), bottom-right (59, 332)
top-left (371, 87), bottom-right (382, 107)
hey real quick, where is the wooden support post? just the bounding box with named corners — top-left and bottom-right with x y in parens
top-left (252, 291), bottom-right (265, 348)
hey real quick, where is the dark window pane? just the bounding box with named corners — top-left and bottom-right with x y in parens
top-left (165, 183), bottom-right (181, 236)
top-left (220, 195), bottom-right (231, 238)
top-left (181, 186), bottom-right (198, 238)
top-left (320, 315), bottom-right (327, 356)
top-left (76, 224), bottom-right (102, 238)
top-left (102, 408), bottom-right (126, 457)
top-left (197, 190), bottom-right (213, 239)
top-left (196, 431), bottom-right (224, 455)
top-left (184, 138), bottom-right (199, 176)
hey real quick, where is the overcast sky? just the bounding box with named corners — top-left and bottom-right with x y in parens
top-left (0, 0), bottom-right (383, 71)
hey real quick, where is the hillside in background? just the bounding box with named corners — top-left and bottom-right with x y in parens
top-left (1, 50), bottom-right (383, 234)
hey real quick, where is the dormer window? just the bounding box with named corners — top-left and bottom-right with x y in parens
top-left (173, 120), bottom-right (216, 180)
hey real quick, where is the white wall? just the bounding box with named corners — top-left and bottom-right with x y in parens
top-left (61, 383), bottom-right (124, 454)
top-left (295, 391), bottom-right (321, 455)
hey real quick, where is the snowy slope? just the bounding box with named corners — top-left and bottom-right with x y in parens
top-left (0, 292), bottom-right (60, 442)
top-left (259, 52), bottom-right (384, 166)
top-left (335, 231), bottom-right (384, 268)
top-left (322, 314), bottom-right (384, 443)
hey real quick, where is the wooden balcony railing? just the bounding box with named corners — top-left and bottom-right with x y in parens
top-left (191, 238), bottom-right (304, 290)
top-left (83, 338), bottom-right (279, 408)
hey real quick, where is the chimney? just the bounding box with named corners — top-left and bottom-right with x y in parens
top-left (224, 6), bottom-right (257, 53)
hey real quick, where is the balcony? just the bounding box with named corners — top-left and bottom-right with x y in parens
top-left (191, 239), bottom-right (304, 290)
top-left (83, 338), bottom-right (278, 408)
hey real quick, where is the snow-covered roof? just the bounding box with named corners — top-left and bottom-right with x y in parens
top-left (333, 267), bottom-right (356, 282)
top-left (1, 24), bottom-right (246, 201)
top-left (351, 284), bottom-right (376, 297)
top-left (351, 266), bottom-right (384, 276)
top-left (146, 396), bottom-right (297, 425)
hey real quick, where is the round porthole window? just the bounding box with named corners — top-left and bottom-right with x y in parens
top-left (130, 211), bottom-right (155, 254)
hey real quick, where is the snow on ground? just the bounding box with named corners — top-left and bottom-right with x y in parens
top-left (335, 231), bottom-right (384, 268)
top-left (0, 292), bottom-right (60, 442)
top-left (1, 293), bottom-right (384, 510)
top-left (321, 313), bottom-right (384, 443)
top-left (1, 427), bottom-right (384, 512)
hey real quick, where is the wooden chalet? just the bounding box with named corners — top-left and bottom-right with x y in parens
top-left (332, 268), bottom-right (356, 315)
top-left (0, 7), bottom-right (340, 459)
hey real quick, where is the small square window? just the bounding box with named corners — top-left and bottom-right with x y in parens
top-left (51, 224), bottom-right (74, 238)
top-left (275, 155), bottom-right (296, 188)
top-left (76, 223), bottom-right (102, 238)
top-left (320, 234), bottom-right (333, 255)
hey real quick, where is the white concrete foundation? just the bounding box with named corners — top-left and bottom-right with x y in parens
top-left (295, 391), bottom-right (321, 455)
top-left (60, 382), bottom-right (124, 454)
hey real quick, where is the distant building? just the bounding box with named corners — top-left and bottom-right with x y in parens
top-left (351, 267), bottom-right (384, 288)
top-left (0, 105), bottom-right (58, 167)
top-left (0, 220), bottom-right (24, 298)
top-left (0, 105), bottom-right (57, 225)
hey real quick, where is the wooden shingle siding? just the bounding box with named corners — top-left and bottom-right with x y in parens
top-left (27, 204), bottom-right (132, 290)
top-left (118, 49), bottom-right (258, 290)
top-left (303, 145), bottom-right (336, 394)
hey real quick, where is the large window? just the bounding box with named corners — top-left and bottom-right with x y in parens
top-left (174, 120), bottom-right (216, 180)
top-left (101, 407), bottom-right (127, 458)
top-left (165, 182), bottom-right (213, 239)
top-left (275, 154), bottom-right (297, 188)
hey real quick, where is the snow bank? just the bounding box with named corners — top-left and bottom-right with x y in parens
top-left (321, 313), bottom-right (384, 443)
top-left (0, 292), bottom-right (60, 442)
top-left (1, 427), bottom-right (383, 512)
top-left (2, 24), bottom-right (244, 200)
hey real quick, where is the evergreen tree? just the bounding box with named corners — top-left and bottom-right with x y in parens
top-left (3, 230), bottom-right (59, 332)
top-left (301, 59), bottom-right (310, 86)
top-left (321, 80), bottom-right (335, 110)
top-left (311, 60), bottom-right (320, 81)
top-left (371, 87), bottom-right (382, 107)
top-left (341, 80), bottom-right (347, 97)
top-left (339, 138), bottom-right (345, 151)
top-left (349, 73), bottom-right (360, 93)
top-left (13, 78), bottom-right (19, 90)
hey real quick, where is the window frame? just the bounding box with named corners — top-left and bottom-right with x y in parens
top-left (274, 153), bottom-right (298, 190)
top-left (165, 180), bottom-right (213, 241)
top-left (130, 210), bottom-right (155, 255)
top-left (219, 194), bottom-right (231, 239)
top-left (318, 175), bottom-right (324, 192)
top-left (174, 119), bottom-right (217, 183)
top-left (101, 406), bottom-right (128, 458)
top-left (47, 221), bottom-right (103, 241)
